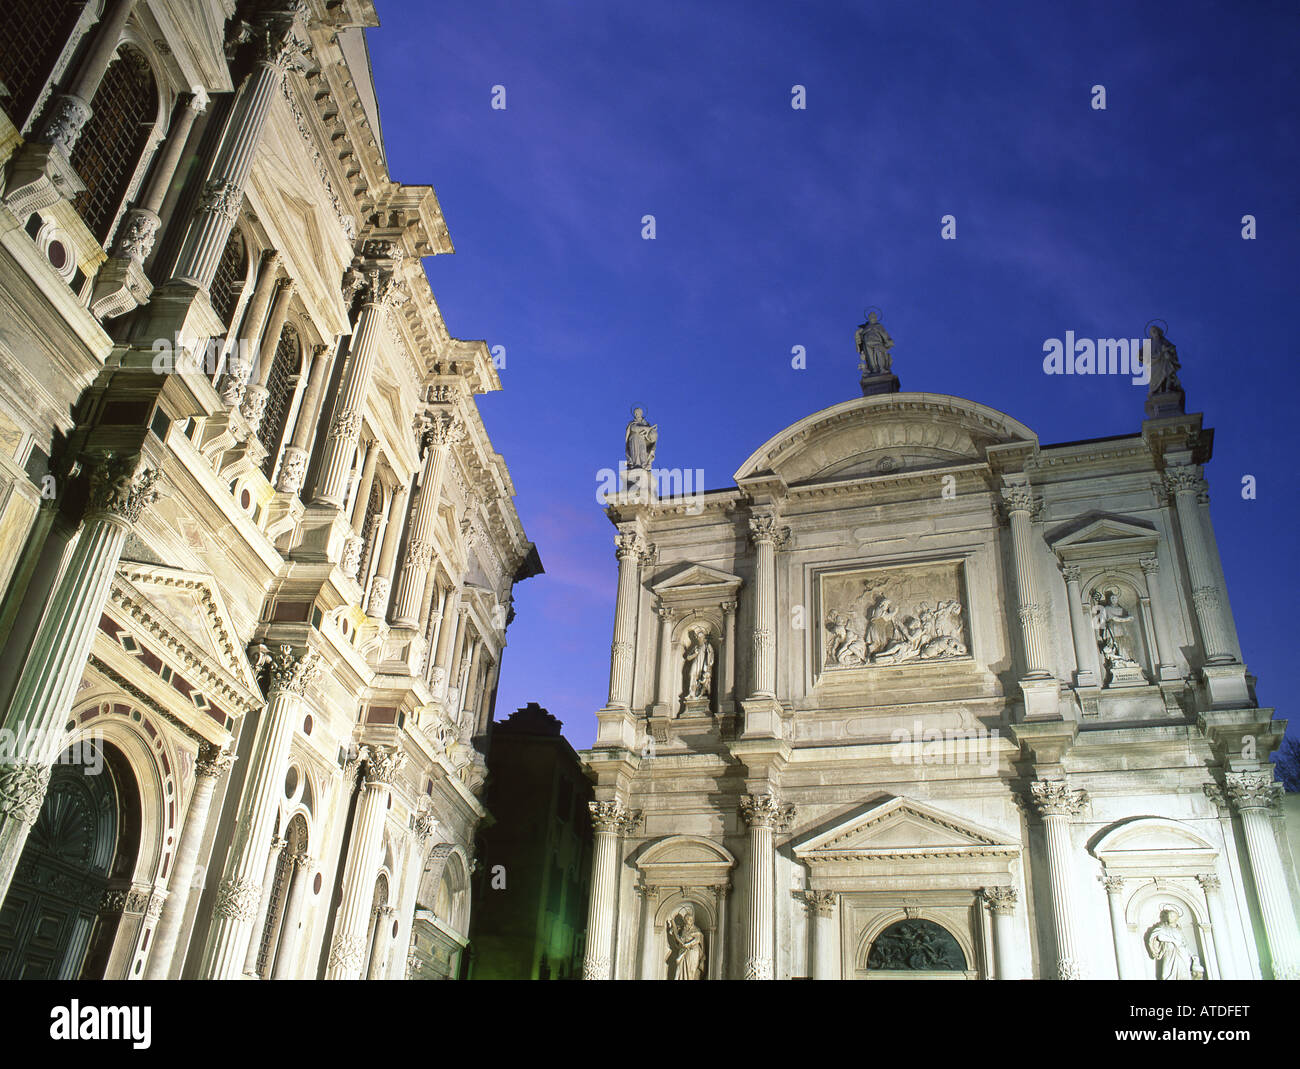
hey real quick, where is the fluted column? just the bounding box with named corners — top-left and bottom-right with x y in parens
top-left (654, 605), bottom-right (676, 712)
top-left (1222, 772), bottom-right (1300, 978)
top-left (242, 835), bottom-right (286, 977)
top-left (367, 905), bottom-right (397, 979)
top-left (1137, 555), bottom-right (1179, 681)
top-left (327, 746), bottom-right (405, 979)
top-left (746, 515), bottom-right (788, 699)
top-left (606, 530), bottom-right (648, 709)
top-left (313, 244), bottom-right (407, 508)
top-left (341, 440), bottom-right (379, 579)
top-left (721, 599), bottom-right (737, 708)
top-left (144, 743), bottom-right (232, 978)
top-left (1060, 565), bottom-right (1100, 687)
top-left (391, 412), bottom-right (462, 626)
top-left (1029, 780), bottom-right (1088, 979)
top-left (170, 5), bottom-right (310, 292)
top-left (800, 889), bottom-right (835, 980)
top-left (276, 343), bottom-right (333, 494)
top-left (982, 886), bottom-right (1020, 979)
top-left (1002, 481), bottom-right (1052, 678)
top-left (583, 801), bottom-right (640, 979)
top-left (367, 487), bottom-right (408, 617)
top-left (0, 454), bottom-right (159, 903)
top-left (1196, 873), bottom-right (1235, 980)
top-left (739, 792), bottom-right (794, 979)
top-left (1163, 466), bottom-right (1235, 663)
top-left (199, 645), bottom-right (318, 979)
top-left (269, 852), bottom-right (314, 979)
top-left (241, 277), bottom-right (295, 435)
top-left (638, 884), bottom-right (662, 979)
top-left (431, 587), bottom-right (463, 700)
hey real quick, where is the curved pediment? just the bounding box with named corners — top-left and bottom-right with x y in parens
top-left (733, 393), bottom-right (1037, 486)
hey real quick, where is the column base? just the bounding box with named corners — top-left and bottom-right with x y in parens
top-left (594, 706), bottom-right (639, 751)
top-left (740, 695), bottom-right (786, 739)
top-left (1018, 677), bottom-right (1063, 721)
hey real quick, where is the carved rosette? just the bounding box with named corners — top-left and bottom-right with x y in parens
top-left (195, 743), bottom-right (234, 780)
top-left (1028, 779), bottom-right (1088, 817)
top-left (363, 745), bottom-right (406, 786)
top-left (1223, 771), bottom-right (1282, 811)
top-left (588, 800), bottom-right (641, 835)
top-left (800, 889), bottom-right (835, 917)
top-left (981, 886), bottom-right (1018, 914)
top-left (739, 792), bottom-right (796, 831)
top-left (214, 877), bottom-right (262, 921)
top-left (39, 93), bottom-right (93, 154)
top-left (0, 762), bottom-right (52, 826)
top-left (264, 645), bottom-right (320, 698)
top-left (111, 208), bottom-right (162, 263)
top-left (86, 454), bottom-right (161, 525)
top-left (1162, 465), bottom-right (1205, 497)
top-left (275, 446), bottom-right (309, 493)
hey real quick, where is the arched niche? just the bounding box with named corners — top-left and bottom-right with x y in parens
top-left (635, 836), bottom-right (736, 980)
top-left (856, 913), bottom-right (976, 979)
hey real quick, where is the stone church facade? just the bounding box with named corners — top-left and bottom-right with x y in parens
top-left (0, 1), bottom-right (538, 979)
top-left (582, 322), bottom-right (1300, 980)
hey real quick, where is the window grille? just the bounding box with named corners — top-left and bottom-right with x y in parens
top-left (259, 324), bottom-right (300, 479)
top-left (209, 230), bottom-right (247, 332)
top-left (0, 0), bottom-right (79, 132)
top-left (359, 482), bottom-right (384, 583)
top-left (70, 46), bottom-right (156, 245)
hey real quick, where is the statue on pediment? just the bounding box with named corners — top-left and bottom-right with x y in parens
top-left (855, 310), bottom-right (894, 375)
top-left (625, 406), bottom-right (657, 470)
top-left (667, 904), bottom-right (706, 979)
top-left (1145, 324), bottom-right (1181, 397)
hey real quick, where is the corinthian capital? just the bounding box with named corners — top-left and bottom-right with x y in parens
top-left (363, 745), bottom-right (407, 785)
top-left (1162, 464), bottom-right (1205, 497)
top-left (1223, 771), bottom-right (1282, 811)
top-left (195, 743), bottom-right (235, 779)
top-left (250, 2), bottom-right (312, 74)
top-left (999, 480), bottom-right (1037, 517)
top-left (739, 791), bottom-right (796, 830)
top-left (981, 886), bottom-right (1019, 914)
top-left (748, 512), bottom-right (791, 549)
top-left (264, 645), bottom-right (320, 697)
top-left (1028, 779), bottom-right (1088, 816)
top-left (588, 800), bottom-right (641, 834)
top-left (419, 411), bottom-right (464, 455)
top-left (87, 453), bottom-right (161, 525)
top-left (614, 529), bottom-right (648, 562)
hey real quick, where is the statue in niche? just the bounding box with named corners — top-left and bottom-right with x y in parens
top-left (666, 904), bottom-right (706, 980)
top-left (682, 626), bottom-right (715, 706)
top-left (1090, 588), bottom-right (1140, 670)
top-left (625, 406), bottom-right (658, 470)
top-left (855, 310), bottom-right (894, 375)
top-left (1144, 324), bottom-right (1181, 397)
top-left (1145, 904), bottom-right (1203, 980)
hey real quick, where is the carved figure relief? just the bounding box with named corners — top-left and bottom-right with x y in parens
top-left (821, 562), bottom-right (969, 669)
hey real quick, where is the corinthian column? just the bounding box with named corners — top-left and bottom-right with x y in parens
top-left (982, 886), bottom-right (1020, 980)
top-left (366, 486), bottom-right (408, 617)
top-left (583, 801), bottom-right (640, 979)
top-left (746, 515), bottom-right (788, 700)
top-left (199, 645), bottom-right (319, 979)
top-left (170, 4), bottom-right (311, 292)
top-left (240, 277), bottom-right (296, 436)
top-left (1060, 565), bottom-right (1100, 687)
top-left (1100, 875), bottom-right (1131, 979)
top-left (637, 884), bottom-right (662, 979)
top-left (327, 746), bottom-right (405, 979)
top-left (653, 605), bottom-right (676, 714)
top-left (606, 530), bottom-right (648, 710)
top-left (276, 343), bottom-right (335, 494)
top-left (1028, 779), bottom-right (1088, 979)
top-left (1001, 481), bottom-right (1052, 679)
top-left (1196, 873), bottom-right (1235, 980)
top-left (1163, 466), bottom-right (1235, 663)
top-left (313, 243), bottom-right (407, 507)
top-left (219, 251), bottom-right (280, 408)
top-left (270, 853), bottom-right (315, 979)
top-left (1137, 555), bottom-right (1179, 681)
top-left (800, 889), bottom-right (835, 980)
top-left (391, 411), bottom-right (462, 627)
top-left (145, 742), bottom-right (233, 979)
top-left (0, 453), bottom-right (159, 903)
top-left (739, 792), bottom-right (794, 979)
top-left (1221, 772), bottom-right (1300, 979)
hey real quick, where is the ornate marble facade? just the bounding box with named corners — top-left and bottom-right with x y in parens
top-left (582, 314), bottom-right (1300, 980)
top-left (0, 1), bottom-right (538, 979)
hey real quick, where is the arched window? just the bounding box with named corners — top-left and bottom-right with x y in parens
top-left (0, 0), bottom-right (81, 132)
top-left (209, 229), bottom-right (248, 334)
top-left (866, 919), bottom-right (966, 972)
top-left (70, 45), bottom-right (156, 245)
top-left (254, 812), bottom-right (308, 978)
top-left (259, 324), bottom-right (300, 479)
top-left (358, 482), bottom-right (384, 584)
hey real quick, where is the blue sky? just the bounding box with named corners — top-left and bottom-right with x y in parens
top-left (367, 0), bottom-right (1299, 750)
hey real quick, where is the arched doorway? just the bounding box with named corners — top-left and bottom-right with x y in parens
top-left (0, 741), bottom-right (140, 978)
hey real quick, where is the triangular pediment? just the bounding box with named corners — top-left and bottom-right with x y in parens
top-left (1049, 513), bottom-right (1158, 550)
top-left (651, 563), bottom-right (742, 595)
top-left (110, 563), bottom-right (263, 702)
top-left (795, 797), bottom-right (1018, 862)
